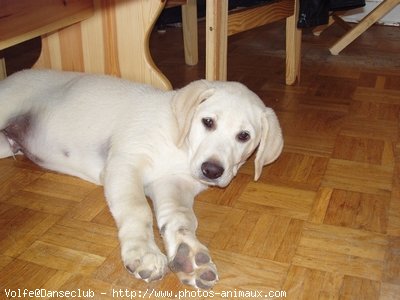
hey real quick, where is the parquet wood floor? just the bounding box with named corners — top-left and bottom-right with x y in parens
top-left (1, 20), bottom-right (400, 299)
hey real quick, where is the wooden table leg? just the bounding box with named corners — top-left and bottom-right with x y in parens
top-left (330, 0), bottom-right (400, 55)
top-left (0, 58), bottom-right (6, 79)
top-left (285, 0), bottom-right (301, 85)
top-left (205, 0), bottom-right (228, 81)
top-left (182, 0), bottom-right (199, 66)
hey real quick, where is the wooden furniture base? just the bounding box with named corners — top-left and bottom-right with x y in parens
top-left (0, 0), bottom-right (171, 90)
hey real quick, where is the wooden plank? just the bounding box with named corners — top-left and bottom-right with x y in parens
top-left (227, 0), bottom-right (294, 36)
top-left (0, 0), bottom-right (94, 51)
top-left (81, 0), bottom-right (106, 74)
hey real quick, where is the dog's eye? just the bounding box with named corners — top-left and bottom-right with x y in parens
top-left (202, 118), bottom-right (215, 130)
top-left (236, 131), bottom-right (251, 142)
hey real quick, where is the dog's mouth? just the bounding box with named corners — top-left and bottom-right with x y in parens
top-left (196, 172), bottom-right (231, 188)
top-left (198, 177), bottom-right (218, 186)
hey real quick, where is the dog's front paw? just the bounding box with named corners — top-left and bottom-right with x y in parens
top-left (123, 248), bottom-right (168, 282)
top-left (169, 242), bottom-right (218, 289)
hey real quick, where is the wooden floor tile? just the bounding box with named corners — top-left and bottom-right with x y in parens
top-left (340, 275), bottom-right (381, 300)
top-left (324, 189), bottom-right (389, 233)
top-left (64, 187), bottom-right (107, 221)
top-left (282, 265), bottom-right (343, 300)
top-left (3, 213), bottom-right (60, 258)
top-left (257, 152), bottom-right (329, 191)
top-left (235, 181), bottom-right (315, 220)
top-left (293, 223), bottom-right (388, 281)
top-left (283, 132), bottom-right (337, 157)
top-left (380, 282), bottom-right (400, 300)
top-left (0, 207), bottom-right (57, 256)
top-left (383, 236), bottom-right (400, 285)
top-left (212, 249), bottom-right (289, 292)
top-left (0, 259), bottom-right (58, 290)
top-left (308, 187), bottom-right (333, 224)
top-left (332, 135), bottom-right (385, 165)
top-left (322, 159), bottom-right (393, 196)
top-left (388, 160), bottom-right (400, 236)
top-left (39, 218), bottom-right (118, 257)
top-left (23, 177), bottom-right (96, 202)
top-left (18, 241), bottom-right (105, 275)
top-left (0, 168), bottom-right (43, 202)
top-left (3, 190), bottom-right (77, 215)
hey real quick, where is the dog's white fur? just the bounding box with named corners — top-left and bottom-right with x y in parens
top-left (0, 69), bottom-right (283, 289)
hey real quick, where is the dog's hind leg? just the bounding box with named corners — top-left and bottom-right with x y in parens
top-left (0, 72), bottom-right (36, 130)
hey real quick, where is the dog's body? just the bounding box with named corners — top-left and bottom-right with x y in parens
top-left (0, 69), bottom-right (283, 289)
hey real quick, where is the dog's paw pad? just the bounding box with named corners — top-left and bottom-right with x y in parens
top-left (170, 242), bottom-right (218, 289)
top-left (138, 270), bottom-right (152, 280)
top-left (196, 279), bottom-right (214, 290)
top-left (125, 259), bottom-right (140, 274)
top-left (123, 250), bottom-right (168, 282)
top-left (169, 243), bottom-right (194, 273)
top-left (200, 270), bottom-right (217, 281)
top-left (195, 252), bottom-right (210, 265)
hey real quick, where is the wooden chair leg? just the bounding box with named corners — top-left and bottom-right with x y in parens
top-left (330, 0), bottom-right (400, 55)
top-left (205, 0), bottom-right (228, 81)
top-left (181, 0), bottom-right (198, 65)
top-left (285, 0), bottom-right (301, 85)
top-left (0, 58), bottom-right (6, 79)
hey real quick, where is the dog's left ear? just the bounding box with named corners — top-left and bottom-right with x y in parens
top-left (254, 107), bottom-right (284, 181)
top-left (172, 80), bottom-right (215, 147)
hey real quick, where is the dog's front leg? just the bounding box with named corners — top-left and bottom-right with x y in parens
top-left (147, 177), bottom-right (218, 289)
top-left (104, 156), bottom-right (167, 282)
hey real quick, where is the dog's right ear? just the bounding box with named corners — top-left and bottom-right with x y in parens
top-left (254, 107), bottom-right (283, 181)
top-left (171, 80), bottom-right (215, 147)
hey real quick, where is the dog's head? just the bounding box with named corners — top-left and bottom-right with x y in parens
top-left (172, 80), bottom-right (283, 187)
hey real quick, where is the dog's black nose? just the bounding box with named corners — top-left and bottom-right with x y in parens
top-left (201, 161), bottom-right (224, 179)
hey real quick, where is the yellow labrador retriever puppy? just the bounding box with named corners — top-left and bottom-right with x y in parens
top-left (0, 69), bottom-right (283, 289)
